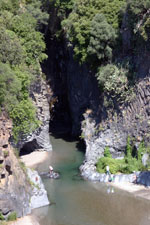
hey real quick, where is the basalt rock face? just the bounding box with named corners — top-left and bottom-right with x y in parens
top-left (16, 76), bottom-right (52, 153)
top-left (81, 78), bottom-right (150, 175)
top-left (0, 113), bottom-right (49, 218)
top-left (0, 113), bottom-right (31, 217)
top-left (44, 34), bottom-right (100, 136)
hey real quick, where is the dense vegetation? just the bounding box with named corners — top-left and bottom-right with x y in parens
top-left (58, 0), bottom-right (150, 97)
top-left (0, 0), bottom-right (49, 139)
top-left (96, 138), bottom-right (150, 174)
top-left (1, 0), bottom-right (150, 147)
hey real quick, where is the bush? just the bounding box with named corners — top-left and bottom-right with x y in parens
top-left (96, 64), bottom-right (130, 100)
top-left (96, 138), bottom-right (148, 174)
top-left (0, 212), bottom-right (5, 221)
top-left (104, 146), bottom-right (112, 158)
top-left (97, 157), bottom-right (123, 174)
top-left (7, 212), bottom-right (17, 221)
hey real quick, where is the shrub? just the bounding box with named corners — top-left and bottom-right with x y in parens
top-left (126, 136), bottom-right (133, 160)
top-left (0, 212), bottom-right (5, 221)
top-left (96, 138), bottom-right (148, 174)
top-left (7, 212), bottom-right (17, 221)
top-left (96, 64), bottom-right (130, 100)
top-left (137, 141), bottom-right (145, 161)
top-left (104, 146), bottom-right (112, 158)
top-left (97, 157), bottom-right (123, 174)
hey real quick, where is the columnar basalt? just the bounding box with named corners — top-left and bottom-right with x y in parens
top-left (80, 78), bottom-right (150, 178)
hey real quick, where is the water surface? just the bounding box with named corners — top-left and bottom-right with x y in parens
top-left (33, 136), bottom-right (150, 225)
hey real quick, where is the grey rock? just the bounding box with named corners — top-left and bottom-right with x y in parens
top-left (27, 168), bottom-right (50, 210)
top-left (142, 153), bottom-right (149, 166)
top-left (14, 77), bottom-right (52, 152)
top-left (136, 171), bottom-right (150, 186)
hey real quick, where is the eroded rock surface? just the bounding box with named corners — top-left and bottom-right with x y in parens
top-left (0, 113), bottom-right (49, 218)
top-left (16, 76), bottom-right (52, 152)
top-left (81, 78), bottom-right (150, 179)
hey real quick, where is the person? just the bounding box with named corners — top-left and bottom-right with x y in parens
top-left (106, 165), bottom-right (110, 175)
top-left (49, 166), bottom-right (53, 174)
top-left (106, 165), bottom-right (112, 182)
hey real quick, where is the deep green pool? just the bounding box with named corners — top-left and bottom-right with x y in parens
top-left (33, 136), bottom-right (150, 225)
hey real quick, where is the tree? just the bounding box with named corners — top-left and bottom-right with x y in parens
top-left (0, 28), bottom-right (24, 65)
top-left (62, 0), bottom-right (125, 63)
top-left (87, 14), bottom-right (116, 66)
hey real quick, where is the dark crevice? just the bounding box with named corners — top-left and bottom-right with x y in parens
top-left (42, 31), bottom-right (73, 138)
top-left (19, 139), bottom-right (40, 156)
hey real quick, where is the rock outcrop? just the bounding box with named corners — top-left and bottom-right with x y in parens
top-left (80, 78), bottom-right (150, 178)
top-left (16, 75), bottom-right (52, 153)
top-left (0, 113), bottom-right (49, 219)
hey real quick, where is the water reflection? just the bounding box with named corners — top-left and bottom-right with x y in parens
top-left (33, 136), bottom-right (150, 225)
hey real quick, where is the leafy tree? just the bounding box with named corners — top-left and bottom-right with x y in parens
top-left (0, 63), bottom-right (21, 107)
top-left (87, 14), bottom-right (116, 66)
top-left (0, 0), bottom-right (48, 140)
top-left (62, 0), bottom-right (125, 63)
top-left (0, 28), bottom-right (24, 65)
top-left (10, 13), bottom-right (47, 65)
top-left (26, 0), bottom-right (49, 27)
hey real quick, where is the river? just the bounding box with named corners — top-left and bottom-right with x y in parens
top-left (33, 136), bottom-right (150, 225)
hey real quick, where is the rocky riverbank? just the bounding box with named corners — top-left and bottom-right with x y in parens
top-left (80, 161), bottom-right (150, 200)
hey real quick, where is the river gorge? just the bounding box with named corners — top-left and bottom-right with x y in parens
top-left (1, 1), bottom-right (150, 224)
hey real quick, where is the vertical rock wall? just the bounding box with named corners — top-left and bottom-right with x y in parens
top-left (0, 113), bottom-right (49, 218)
top-left (80, 78), bottom-right (150, 175)
top-left (16, 75), bottom-right (53, 152)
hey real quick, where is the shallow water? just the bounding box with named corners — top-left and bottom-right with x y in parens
top-left (33, 136), bottom-right (150, 225)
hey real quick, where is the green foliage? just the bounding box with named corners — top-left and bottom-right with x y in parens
top-left (97, 157), bottom-right (123, 174)
top-left (7, 212), bottom-right (17, 221)
top-left (0, 0), bottom-right (19, 13)
top-left (87, 14), bottom-right (116, 66)
top-left (0, 0), bottom-right (47, 140)
top-left (9, 99), bottom-right (39, 140)
top-left (126, 0), bottom-right (150, 44)
top-left (62, 0), bottom-right (125, 63)
top-left (0, 63), bottom-right (38, 140)
top-left (126, 136), bottom-right (132, 159)
top-left (95, 64), bottom-right (133, 102)
top-left (10, 13), bottom-right (47, 65)
top-left (104, 146), bottom-right (112, 158)
top-left (0, 28), bottom-right (24, 65)
top-left (0, 212), bottom-right (5, 221)
top-left (137, 141), bottom-right (146, 161)
top-left (26, 0), bottom-right (49, 27)
top-left (0, 63), bottom-right (21, 107)
top-left (97, 139), bottom-right (148, 174)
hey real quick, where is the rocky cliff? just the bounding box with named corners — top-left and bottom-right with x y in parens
top-left (0, 112), bottom-right (49, 219)
top-left (80, 77), bottom-right (150, 176)
top-left (16, 75), bottom-right (52, 154)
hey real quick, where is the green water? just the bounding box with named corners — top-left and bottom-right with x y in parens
top-left (33, 136), bottom-right (150, 225)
